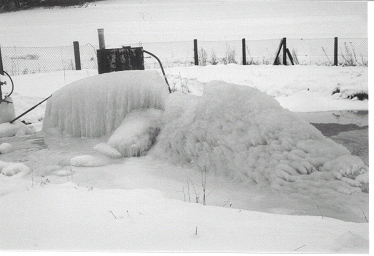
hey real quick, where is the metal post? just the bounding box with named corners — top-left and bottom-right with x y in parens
top-left (0, 45), bottom-right (3, 101)
top-left (242, 38), bottom-right (246, 65)
top-left (282, 37), bottom-right (287, 65)
top-left (334, 37), bottom-right (338, 66)
top-left (194, 39), bottom-right (198, 65)
top-left (73, 41), bottom-right (81, 70)
top-left (0, 45), bottom-right (4, 75)
top-left (98, 28), bottom-right (106, 50)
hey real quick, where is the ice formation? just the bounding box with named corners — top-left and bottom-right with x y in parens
top-left (151, 81), bottom-right (368, 194)
top-left (43, 70), bottom-right (168, 137)
top-left (108, 109), bottom-right (163, 157)
top-left (0, 143), bottom-right (14, 154)
top-left (0, 97), bottom-right (15, 124)
top-left (70, 155), bottom-right (108, 167)
top-left (94, 142), bottom-right (122, 159)
top-left (0, 121), bottom-right (35, 138)
top-left (0, 160), bottom-right (31, 177)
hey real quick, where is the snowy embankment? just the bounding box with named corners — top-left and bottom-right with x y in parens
top-left (0, 65), bottom-right (369, 252)
top-left (0, 182), bottom-right (368, 252)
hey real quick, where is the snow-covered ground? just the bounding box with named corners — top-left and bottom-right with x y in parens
top-left (0, 0), bottom-right (370, 253)
top-left (0, 64), bottom-right (369, 252)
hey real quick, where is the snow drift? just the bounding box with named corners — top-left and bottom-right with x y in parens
top-left (151, 81), bottom-right (368, 194)
top-left (43, 70), bottom-right (168, 137)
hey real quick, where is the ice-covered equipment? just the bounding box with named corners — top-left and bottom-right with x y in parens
top-left (151, 81), bottom-right (368, 194)
top-left (0, 71), bottom-right (16, 124)
top-left (43, 70), bottom-right (168, 137)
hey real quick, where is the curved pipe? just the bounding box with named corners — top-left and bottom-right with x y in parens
top-left (143, 50), bottom-right (171, 93)
top-left (0, 71), bottom-right (14, 103)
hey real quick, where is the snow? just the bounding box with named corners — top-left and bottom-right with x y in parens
top-left (166, 65), bottom-right (368, 112)
top-left (0, 182), bottom-right (368, 252)
top-left (0, 0), bottom-right (367, 46)
top-left (0, 66), bottom-right (369, 252)
top-left (42, 70), bottom-right (169, 137)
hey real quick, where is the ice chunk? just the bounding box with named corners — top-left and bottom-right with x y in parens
top-left (43, 70), bottom-right (168, 137)
top-left (0, 161), bottom-right (31, 177)
top-left (0, 121), bottom-right (35, 138)
top-left (94, 142), bottom-right (122, 159)
top-left (0, 143), bottom-right (14, 154)
top-left (151, 81), bottom-right (368, 194)
top-left (108, 109), bottom-right (163, 157)
top-left (70, 155), bottom-right (108, 167)
top-left (321, 155), bottom-right (367, 179)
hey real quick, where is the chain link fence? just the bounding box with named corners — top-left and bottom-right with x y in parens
top-left (0, 37), bottom-right (367, 76)
top-left (0, 44), bottom-right (97, 76)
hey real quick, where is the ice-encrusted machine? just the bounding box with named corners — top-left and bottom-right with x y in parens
top-left (2, 29), bottom-right (171, 125)
top-left (0, 47), bottom-right (16, 124)
top-left (96, 29), bottom-right (171, 93)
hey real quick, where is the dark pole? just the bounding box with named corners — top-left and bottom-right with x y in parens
top-left (242, 38), bottom-right (246, 65)
top-left (98, 29), bottom-right (106, 50)
top-left (194, 39), bottom-right (198, 65)
top-left (282, 37), bottom-right (287, 65)
top-left (73, 41), bottom-right (81, 70)
top-left (0, 45), bottom-right (4, 75)
top-left (334, 37), bottom-right (338, 66)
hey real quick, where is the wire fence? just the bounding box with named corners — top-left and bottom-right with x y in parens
top-left (0, 37), bottom-right (368, 76)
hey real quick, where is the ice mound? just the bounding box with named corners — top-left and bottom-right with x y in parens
top-left (70, 155), bottom-right (108, 167)
top-left (108, 108), bottom-right (163, 157)
top-left (0, 121), bottom-right (35, 138)
top-left (43, 70), bottom-right (168, 137)
top-left (0, 160), bottom-right (31, 177)
top-left (0, 143), bottom-right (14, 154)
top-left (152, 81), bottom-right (368, 194)
top-left (94, 142), bottom-right (122, 159)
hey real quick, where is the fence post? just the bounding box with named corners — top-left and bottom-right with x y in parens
top-left (242, 38), bottom-right (246, 65)
top-left (0, 45), bottom-right (4, 75)
top-left (334, 37), bottom-right (338, 66)
top-left (282, 37), bottom-right (287, 65)
top-left (98, 28), bottom-right (106, 50)
top-left (194, 39), bottom-right (198, 65)
top-left (73, 41), bottom-right (81, 70)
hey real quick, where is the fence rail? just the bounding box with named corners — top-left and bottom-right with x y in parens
top-left (0, 37), bottom-right (368, 76)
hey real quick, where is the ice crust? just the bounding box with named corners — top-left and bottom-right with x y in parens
top-left (152, 81), bottom-right (368, 194)
top-left (43, 70), bottom-right (168, 137)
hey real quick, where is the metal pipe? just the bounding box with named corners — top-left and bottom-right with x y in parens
top-left (10, 95), bottom-right (52, 124)
top-left (143, 50), bottom-right (171, 93)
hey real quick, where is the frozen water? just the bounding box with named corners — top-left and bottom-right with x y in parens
top-left (108, 108), bottom-right (163, 157)
top-left (0, 160), bottom-right (31, 177)
top-left (93, 142), bottom-right (122, 159)
top-left (70, 155), bottom-right (108, 167)
top-left (152, 81), bottom-right (368, 194)
top-left (0, 121), bottom-right (35, 138)
top-left (0, 142), bottom-right (14, 154)
top-left (0, 97), bottom-right (15, 124)
top-left (43, 70), bottom-right (169, 137)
